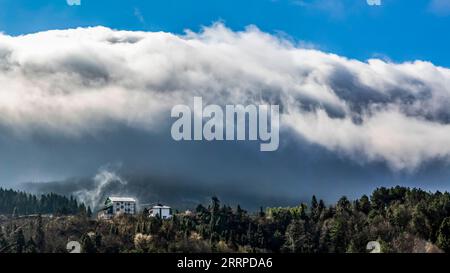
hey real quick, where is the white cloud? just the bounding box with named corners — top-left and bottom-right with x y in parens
top-left (285, 107), bottom-right (450, 170)
top-left (1, 24), bottom-right (450, 170)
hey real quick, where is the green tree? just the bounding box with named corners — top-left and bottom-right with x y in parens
top-left (358, 195), bottom-right (371, 214)
top-left (329, 218), bottom-right (349, 253)
top-left (0, 228), bottom-right (7, 250)
top-left (35, 214), bottom-right (46, 252)
top-left (14, 228), bottom-right (26, 253)
top-left (310, 195), bottom-right (319, 221)
top-left (87, 206), bottom-right (93, 218)
top-left (388, 203), bottom-right (411, 230)
top-left (437, 217), bottom-right (450, 253)
top-left (284, 220), bottom-right (312, 253)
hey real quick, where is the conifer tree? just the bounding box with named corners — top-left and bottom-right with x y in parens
top-left (35, 214), bottom-right (45, 252)
top-left (14, 229), bottom-right (26, 254)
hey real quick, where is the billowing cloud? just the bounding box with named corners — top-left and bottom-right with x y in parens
top-left (1, 24), bottom-right (450, 171)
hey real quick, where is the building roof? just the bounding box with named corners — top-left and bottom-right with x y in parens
top-left (107, 197), bottom-right (136, 202)
top-left (152, 205), bottom-right (171, 209)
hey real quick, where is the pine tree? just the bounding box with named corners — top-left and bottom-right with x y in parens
top-left (87, 206), bottom-right (93, 218)
top-left (258, 207), bottom-right (265, 218)
top-left (437, 217), bottom-right (450, 253)
top-left (35, 214), bottom-right (45, 252)
top-left (209, 197), bottom-right (220, 242)
top-left (15, 229), bottom-right (26, 253)
top-left (284, 220), bottom-right (305, 252)
top-left (311, 195), bottom-right (319, 221)
top-left (358, 195), bottom-right (371, 214)
top-left (0, 228), bottom-right (7, 250)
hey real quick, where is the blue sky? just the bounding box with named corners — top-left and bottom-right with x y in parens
top-left (1, 0), bottom-right (450, 66)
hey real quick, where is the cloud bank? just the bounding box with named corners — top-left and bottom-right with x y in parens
top-left (1, 24), bottom-right (450, 171)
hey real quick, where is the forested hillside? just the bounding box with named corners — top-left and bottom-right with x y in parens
top-left (0, 186), bottom-right (450, 253)
top-left (0, 188), bottom-right (90, 216)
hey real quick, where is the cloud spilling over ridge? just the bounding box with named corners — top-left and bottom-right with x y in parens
top-left (1, 24), bottom-right (450, 170)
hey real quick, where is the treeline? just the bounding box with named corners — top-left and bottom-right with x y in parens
top-left (1, 186), bottom-right (450, 253)
top-left (0, 188), bottom-right (91, 216)
top-left (133, 186), bottom-right (449, 253)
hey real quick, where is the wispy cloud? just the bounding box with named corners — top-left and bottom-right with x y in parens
top-left (292, 0), bottom-right (347, 18)
top-left (291, 0), bottom-right (379, 19)
top-left (134, 7), bottom-right (145, 24)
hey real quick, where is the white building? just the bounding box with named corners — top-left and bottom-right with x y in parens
top-left (98, 197), bottom-right (137, 219)
top-left (149, 204), bottom-right (172, 219)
